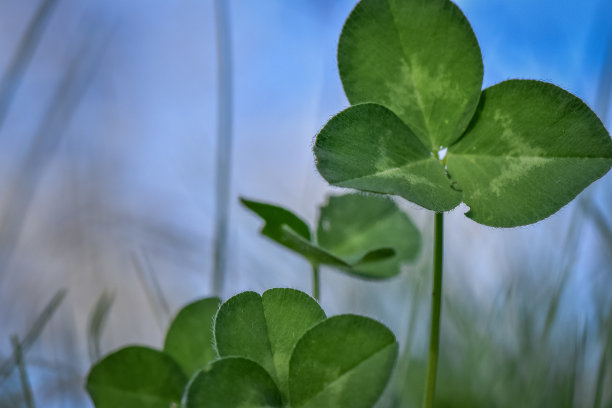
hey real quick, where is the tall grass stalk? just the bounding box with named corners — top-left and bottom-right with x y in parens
top-left (0, 0), bottom-right (60, 130)
top-left (0, 28), bottom-right (111, 275)
top-left (595, 36), bottom-right (612, 126)
top-left (212, 0), bottom-right (234, 296)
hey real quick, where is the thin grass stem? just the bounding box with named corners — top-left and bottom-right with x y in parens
top-left (11, 335), bottom-right (35, 408)
top-left (0, 0), bottom-right (60, 130)
top-left (87, 291), bottom-right (115, 363)
top-left (0, 289), bottom-right (66, 384)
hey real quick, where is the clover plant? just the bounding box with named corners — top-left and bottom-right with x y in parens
top-left (312, 0), bottom-right (612, 406)
top-left (86, 288), bottom-right (398, 408)
top-left (86, 297), bottom-right (220, 407)
top-left (241, 193), bottom-right (421, 299)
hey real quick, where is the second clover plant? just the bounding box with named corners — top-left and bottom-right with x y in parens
top-left (86, 289), bottom-right (398, 408)
top-left (313, 0), bottom-right (612, 407)
top-left (241, 193), bottom-right (421, 300)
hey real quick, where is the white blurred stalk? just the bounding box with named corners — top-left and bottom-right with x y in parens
top-left (0, 0), bottom-right (60, 131)
top-left (212, 0), bottom-right (234, 296)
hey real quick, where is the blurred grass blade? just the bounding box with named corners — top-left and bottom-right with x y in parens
top-left (0, 25), bottom-right (113, 275)
top-left (87, 291), bottom-right (115, 363)
top-left (0, 289), bottom-right (66, 384)
top-left (595, 34), bottom-right (612, 126)
top-left (593, 316), bottom-right (609, 408)
top-left (390, 277), bottom-right (424, 407)
top-left (140, 251), bottom-right (171, 319)
top-left (0, 0), bottom-right (61, 130)
top-left (131, 252), bottom-right (170, 330)
top-left (563, 327), bottom-right (584, 407)
top-left (212, 0), bottom-right (234, 295)
top-left (10, 335), bottom-right (35, 408)
top-left (541, 268), bottom-right (569, 341)
top-left (581, 200), bottom-right (612, 255)
top-left (20, 289), bottom-right (66, 352)
top-left (593, 350), bottom-right (606, 408)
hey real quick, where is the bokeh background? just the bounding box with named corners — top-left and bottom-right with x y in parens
top-left (0, 0), bottom-right (611, 406)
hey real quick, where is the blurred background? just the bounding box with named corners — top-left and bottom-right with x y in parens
top-left (0, 0), bottom-right (610, 406)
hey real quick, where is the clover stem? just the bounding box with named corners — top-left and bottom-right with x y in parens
top-left (312, 263), bottom-right (320, 301)
top-left (423, 212), bottom-right (444, 408)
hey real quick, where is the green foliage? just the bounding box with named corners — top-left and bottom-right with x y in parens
top-left (188, 288), bottom-right (398, 408)
top-left (317, 193), bottom-right (421, 278)
top-left (446, 80), bottom-right (612, 226)
top-left (314, 0), bottom-right (612, 227)
top-left (241, 193), bottom-right (420, 279)
top-left (214, 289), bottom-right (326, 397)
top-left (184, 357), bottom-right (283, 408)
top-left (163, 297), bottom-right (220, 378)
top-left (315, 105), bottom-right (461, 212)
top-left (289, 315), bottom-right (398, 408)
top-left (86, 346), bottom-right (187, 408)
top-left (86, 289), bottom-right (398, 408)
top-left (337, 0), bottom-right (483, 152)
top-left (86, 297), bottom-right (220, 408)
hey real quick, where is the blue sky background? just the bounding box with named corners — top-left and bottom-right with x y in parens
top-left (0, 0), bottom-right (610, 406)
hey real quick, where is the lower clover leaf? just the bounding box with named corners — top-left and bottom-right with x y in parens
top-left (182, 357), bottom-right (283, 408)
top-left (163, 297), bottom-right (221, 378)
top-left (86, 346), bottom-right (187, 408)
top-left (289, 315), bottom-right (399, 408)
top-left (214, 288), bottom-right (326, 400)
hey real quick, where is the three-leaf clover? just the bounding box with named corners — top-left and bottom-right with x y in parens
top-left (313, 0), bottom-right (612, 227)
top-left (86, 289), bottom-right (399, 408)
top-left (184, 288), bottom-right (399, 408)
top-left (241, 193), bottom-right (421, 279)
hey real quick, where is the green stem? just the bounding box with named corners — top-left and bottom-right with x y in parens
top-left (312, 263), bottom-right (320, 301)
top-left (423, 212), bottom-right (444, 408)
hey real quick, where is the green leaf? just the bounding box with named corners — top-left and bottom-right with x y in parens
top-left (183, 357), bottom-right (283, 408)
top-left (288, 315), bottom-right (398, 408)
top-left (86, 346), bottom-right (187, 408)
top-left (163, 297), bottom-right (220, 378)
top-left (314, 104), bottom-right (462, 212)
top-left (241, 197), bottom-right (398, 274)
top-left (241, 198), bottom-right (311, 241)
top-left (338, 0), bottom-right (483, 150)
top-left (214, 289), bottom-right (326, 400)
top-left (317, 193), bottom-right (421, 278)
top-left (241, 198), bottom-right (347, 267)
top-left (447, 80), bottom-right (612, 227)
